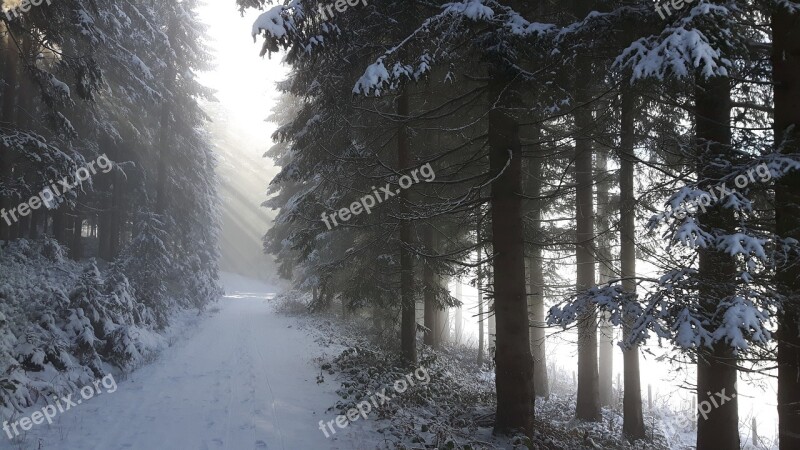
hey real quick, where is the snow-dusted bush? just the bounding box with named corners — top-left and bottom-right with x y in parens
top-left (0, 238), bottom-right (196, 418)
top-left (274, 290), bottom-right (312, 315)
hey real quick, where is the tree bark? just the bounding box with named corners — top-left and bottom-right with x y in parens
top-left (574, 69), bottom-right (601, 422)
top-left (109, 163), bottom-right (124, 257)
top-left (0, 27), bottom-right (19, 242)
top-left (477, 217), bottom-right (485, 365)
top-left (619, 92), bottom-right (646, 441)
top-left (528, 254), bottom-right (549, 398)
top-left (398, 86), bottom-right (416, 365)
top-left (71, 215), bottom-right (83, 260)
top-left (525, 128), bottom-right (549, 398)
top-left (28, 209), bottom-right (41, 239)
top-left (424, 226), bottom-right (438, 347)
top-left (489, 104), bottom-right (534, 435)
top-left (694, 70), bottom-right (739, 450)
top-left (52, 209), bottom-right (69, 245)
top-left (772, 5), bottom-right (800, 449)
top-left (488, 293), bottom-right (496, 351)
top-left (596, 146), bottom-right (614, 407)
top-left (436, 280), bottom-right (450, 345)
top-left (478, 256), bottom-right (485, 366)
top-left (454, 279), bottom-right (463, 343)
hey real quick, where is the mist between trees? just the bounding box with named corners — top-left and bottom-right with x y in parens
top-left (251, 0), bottom-right (800, 449)
top-left (320, 162), bottom-right (435, 230)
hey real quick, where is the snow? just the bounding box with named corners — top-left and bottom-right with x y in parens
top-left (353, 61), bottom-right (391, 95)
top-left (442, 0), bottom-right (495, 21)
top-left (712, 295), bottom-right (771, 350)
top-left (251, 6), bottom-right (290, 39)
top-left (614, 3), bottom-right (735, 82)
top-left (0, 274), bottom-right (368, 450)
top-left (130, 55), bottom-right (153, 79)
top-left (50, 75), bottom-right (71, 98)
top-left (0, 271), bottom-right (782, 449)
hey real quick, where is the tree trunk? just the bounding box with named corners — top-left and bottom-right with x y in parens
top-left (52, 210), bottom-right (69, 245)
top-left (772, 5), bottom-right (800, 449)
top-left (423, 226), bottom-right (438, 347)
top-left (694, 70), bottom-right (739, 450)
top-left (454, 279), bottom-right (463, 343)
top-left (574, 65), bottom-right (601, 422)
top-left (488, 292), bottom-right (496, 351)
top-left (478, 270), bottom-right (485, 364)
top-left (525, 128), bottom-right (549, 398)
top-left (436, 307), bottom-right (448, 344)
top-left (71, 215), bottom-right (83, 260)
top-left (528, 254), bottom-right (549, 398)
top-left (477, 218), bottom-right (485, 365)
top-left (397, 86), bottom-right (416, 365)
top-left (435, 272), bottom-right (451, 345)
top-left (596, 146), bottom-right (614, 407)
top-left (0, 28), bottom-right (19, 242)
top-left (28, 209), bottom-right (41, 239)
top-left (489, 103), bottom-right (534, 435)
top-left (109, 164), bottom-right (124, 257)
top-left (619, 92), bottom-right (646, 441)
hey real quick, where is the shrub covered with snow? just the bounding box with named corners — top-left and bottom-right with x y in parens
top-left (0, 238), bottom-right (207, 419)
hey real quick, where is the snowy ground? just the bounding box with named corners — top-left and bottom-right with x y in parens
top-left (1, 274), bottom-right (375, 450)
top-left (4, 273), bottom-right (766, 450)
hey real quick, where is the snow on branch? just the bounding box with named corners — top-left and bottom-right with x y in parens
top-left (614, 4), bottom-right (734, 81)
top-left (615, 27), bottom-right (730, 81)
top-left (548, 284), bottom-right (639, 333)
top-left (441, 0), bottom-right (495, 20)
top-left (353, 0), bottom-right (555, 96)
top-left (251, 3), bottom-right (295, 40)
top-left (250, 0), bottom-right (338, 57)
top-left (711, 294), bottom-right (772, 350)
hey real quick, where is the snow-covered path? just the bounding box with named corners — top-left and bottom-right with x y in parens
top-left (2, 277), bottom-right (368, 450)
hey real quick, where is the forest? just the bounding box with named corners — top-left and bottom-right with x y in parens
top-left (1, 0), bottom-right (799, 449)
